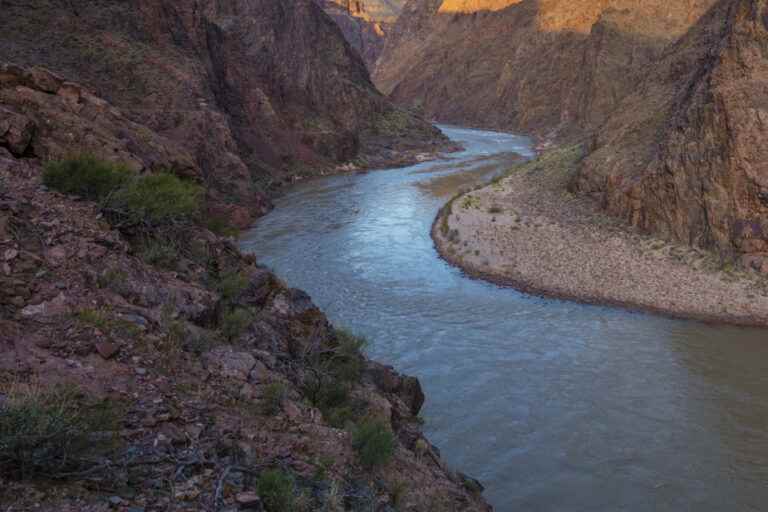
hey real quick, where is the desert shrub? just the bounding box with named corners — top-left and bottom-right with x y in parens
top-left (330, 328), bottom-right (367, 383)
top-left (256, 469), bottom-right (295, 512)
top-left (43, 156), bottom-right (202, 227)
top-left (76, 308), bottom-right (141, 339)
top-left (261, 382), bottom-right (286, 415)
top-left (216, 271), bottom-right (249, 305)
top-left (351, 419), bottom-right (394, 469)
top-left (301, 328), bottom-right (368, 426)
top-left (0, 384), bottom-right (121, 480)
top-left (96, 268), bottom-right (129, 294)
top-left (220, 308), bottom-right (252, 341)
top-left (137, 234), bottom-right (180, 269)
top-left (110, 172), bottom-right (201, 226)
top-left (205, 215), bottom-right (239, 238)
top-left (43, 154), bottom-right (132, 201)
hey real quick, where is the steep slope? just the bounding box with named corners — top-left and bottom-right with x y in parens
top-left (1, 0), bottom-right (446, 227)
top-left (573, 0), bottom-right (768, 265)
top-left (316, 0), bottom-right (401, 68)
top-left (375, 0), bottom-right (718, 138)
top-left (0, 61), bottom-right (490, 512)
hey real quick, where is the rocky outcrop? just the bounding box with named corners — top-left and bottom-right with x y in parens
top-left (0, 97), bottom-right (489, 511)
top-left (572, 0), bottom-right (768, 265)
top-left (380, 0), bottom-right (768, 266)
top-left (1, 0), bottom-right (446, 227)
top-left (316, 0), bottom-right (397, 69)
top-left (375, 0), bottom-right (718, 138)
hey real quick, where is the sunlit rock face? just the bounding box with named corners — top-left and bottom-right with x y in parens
top-left (437, 0), bottom-right (522, 13)
top-left (329, 0), bottom-right (406, 22)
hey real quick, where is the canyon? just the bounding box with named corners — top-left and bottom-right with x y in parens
top-left (1, 0), bottom-right (444, 229)
top-left (316, 0), bottom-right (406, 68)
top-left (0, 1), bottom-right (486, 510)
top-left (379, 0), bottom-right (768, 267)
top-left (3, 0), bottom-right (768, 509)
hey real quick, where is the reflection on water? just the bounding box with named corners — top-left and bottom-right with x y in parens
top-left (241, 126), bottom-right (768, 511)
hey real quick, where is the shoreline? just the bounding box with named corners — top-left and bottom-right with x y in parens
top-left (431, 146), bottom-right (768, 329)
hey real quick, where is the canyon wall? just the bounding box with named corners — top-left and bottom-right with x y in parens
top-left (316, 0), bottom-right (407, 69)
top-left (376, 0), bottom-right (718, 138)
top-left (380, 0), bottom-right (768, 264)
top-left (1, 0), bottom-right (443, 226)
top-left (573, 0), bottom-right (768, 266)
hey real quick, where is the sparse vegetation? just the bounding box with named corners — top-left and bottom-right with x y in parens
top-left (137, 234), bottom-right (180, 269)
top-left (44, 155), bottom-right (202, 228)
top-left (300, 328), bottom-right (368, 428)
top-left (76, 308), bottom-right (141, 339)
top-left (374, 109), bottom-right (411, 136)
top-left (262, 382), bottom-right (287, 415)
top-left (256, 468), bottom-right (295, 512)
top-left (96, 268), bottom-right (129, 293)
top-left (351, 419), bottom-right (394, 469)
top-left (220, 308), bottom-right (252, 341)
top-left (216, 271), bottom-right (249, 305)
top-left (205, 215), bottom-right (239, 238)
top-left (110, 172), bottom-right (201, 226)
top-left (43, 154), bottom-right (131, 201)
top-left (0, 383), bottom-right (121, 480)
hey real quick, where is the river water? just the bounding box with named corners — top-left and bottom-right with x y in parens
top-left (241, 126), bottom-right (768, 511)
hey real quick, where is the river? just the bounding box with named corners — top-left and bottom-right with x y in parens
top-left (240, 126), bottom-right (768, 511)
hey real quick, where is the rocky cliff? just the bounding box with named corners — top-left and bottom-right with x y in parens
top-left (380, 0), bottom-right (768, 265)
top-left (375, 0), bottom-right (718, 138)
top-left (315, 0), bottom-right (396, 69)
top-left (1, 0), bottom-right (446, 228)
top-left (0, 62), bottom-right (489, 511)
top-left (573, 0), bottom-right (768, 266)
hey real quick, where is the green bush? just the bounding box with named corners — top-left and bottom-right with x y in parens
top-left (261, 382), bottom-right (286, 415)
top-left (43, 155), bottom-right (202, 227)
top-left (43, 154), bottom-right (132, 201)
top-left (111, 172), bottom-right (201, 225)
top-left (220, 308), bottom-right (252, 341)
top-left (256, 469), bottom-right (295, 512)
top-left (138, 235), bottom-right (180, 269)
top-left (0, 384), bottom-right (120, 480)
top-left (351, 419), bottom-right (394, 469)
top-left (216, 271), bottom-right (249, 305)
top-left (331, 329), bottom-right (367, 383)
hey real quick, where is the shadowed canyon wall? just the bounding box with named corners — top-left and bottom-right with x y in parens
top-left (375, 0), bottom-right (718, 138)
top-left (1, 0), bottom-right (442, 226)
top-left (315, 0), bottom-right (407, 68)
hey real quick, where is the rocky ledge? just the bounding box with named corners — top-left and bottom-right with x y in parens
top-left (0, 70), bottom-right (490, 512)
top-left (433, 146), bottom-right (768, 327)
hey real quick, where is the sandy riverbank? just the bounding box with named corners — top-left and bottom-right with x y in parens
top-left (432, 145), bottom-right (768, 327)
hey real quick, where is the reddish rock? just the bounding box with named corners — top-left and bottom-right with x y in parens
top-left (94, 341), bottom-right (119, 360)
top-left (203, 347), bottom-right (256, 381)
top-left (235, 492), bottom-right (263, 510)
top-left (573, 0), bottom-right (768, 261)
top-left (0, 0), bottom-right (447, 224)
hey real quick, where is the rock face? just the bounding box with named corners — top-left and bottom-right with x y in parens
top-left (0, 85), bottom-right (489, 512)
top-left (375, 0), bottom-right (718, 138)
top-left (315, 0), bottom-right (402, 68)
top-left (379, 0), bottom-right (768, 264)
top-left (1, 0), bottom-right (445, 226)
top-left (573, 0), bottom-right (768, 264)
